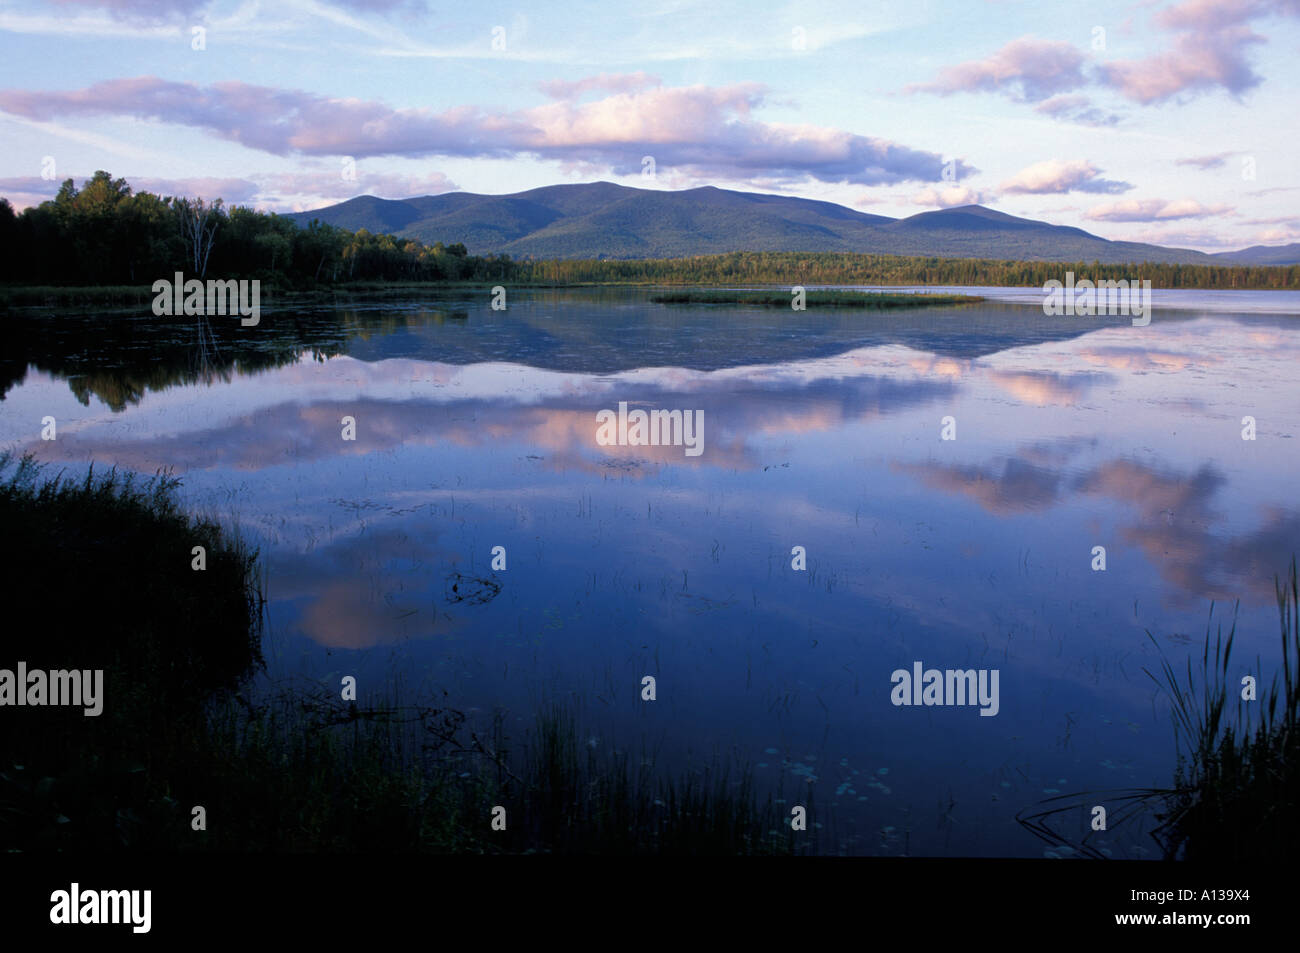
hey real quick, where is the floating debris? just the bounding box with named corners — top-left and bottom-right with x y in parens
top-left (443, 571), bottom-right (501, 606)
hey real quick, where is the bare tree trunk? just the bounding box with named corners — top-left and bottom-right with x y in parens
top-left (178, 198), bottom-right (221, 277)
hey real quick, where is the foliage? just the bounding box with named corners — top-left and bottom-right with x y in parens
top-left (1145, 559), bottom-right (1300, 861)
top-left (2, 173), bottom-right (1298, 291)
top-left (650, 290), bottom-right (983, 307)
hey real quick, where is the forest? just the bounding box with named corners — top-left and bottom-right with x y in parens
top-left (0, 171), bottom-right (512, 288)
top-left (2, 172), bottom-right (1297, 292)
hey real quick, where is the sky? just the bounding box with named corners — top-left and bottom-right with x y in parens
top-left (0, 0), bottom-right (1297, 252)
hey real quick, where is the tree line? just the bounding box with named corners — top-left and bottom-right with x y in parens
top-left (2, 172), bottom-right (1296, 291)
top-left (0, 171), bottom-right (512, 288)
top-left (518, 250), bottom-right (1300, 290)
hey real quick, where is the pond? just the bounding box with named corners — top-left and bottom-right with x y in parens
top-left (3, 286), bottom-right (1298, 857)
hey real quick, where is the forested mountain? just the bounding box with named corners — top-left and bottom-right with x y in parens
top-left (3, 173), bottom-right (1297, 293)
top-left (1212, 243), bottom-right (1300, 265)
top-left (286, 182), bottom-right (1297, 265)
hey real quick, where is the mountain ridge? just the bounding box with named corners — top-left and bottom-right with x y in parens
top-left (285, 183), bottom-right (1298, 266)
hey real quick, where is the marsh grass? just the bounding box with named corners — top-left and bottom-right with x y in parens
top-left (1015, 559), bottom-right (1300, 861)
top-left (1143, 558), bottom-right (1300, 861)
top-left (1013, 553), bottom-right (1300, 858)
top-left (0, 454), bottom-right (793, 854)
top-left (0, 451), bottom-right (264, 849)
top-left (649, 290), bottom-right (984, 308)
top-left (174, 687), bottom-right (794, 854)
top-left (0, 285), bottom-right (157, 309)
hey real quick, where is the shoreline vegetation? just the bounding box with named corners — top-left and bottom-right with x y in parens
top-left (3, 260), bottom-right (1299, 312)
top-left (1019, 560), bottom-right (1300, 861)
top-left (1, 172), bottom-right (1298, 315)
top-left (650, 290), bottom-right (983, 308)
top-left (0, 453), bottom-right (796, 854)
top-left (1143, 559), bottom-right (1300, 862)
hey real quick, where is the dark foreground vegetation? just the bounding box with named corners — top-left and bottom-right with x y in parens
top-left (0, 453), bottom-right (793, 853)
top-left (651, 290), bottom-right (983, 307)
top-left (1145, 560), bottom-right (1300, 862)
top-left (2, 172), bottom-right (1298, 301)
top-left (1019, 560), bottom-right (1300, 861)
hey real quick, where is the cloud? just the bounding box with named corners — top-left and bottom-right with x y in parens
top-left (1254, 226), bottom-right (1300, 243)
top-left (0, 77), bottom-right (973, 187)
top-left (1097, 0), bottom-right (1300, 104)
top-left (0, 174), bottom-right (262, 207)
top-left (48, 0), bottom-right (427, 20)
top-left (47, 0), bottom-right (209, 21)
top-left (906, 36), bottom-right (1088, 102)
top-left (908, 3), bottom-right (1300, 110)
top-left (1099, 28), bottom-right (1264, 104)
top-left (1174, 151), bottom-right (1237, 169)
top-left (1084, 198), bottom-right (1233, 222)
top-left (1107, 226), bottom-right (1238, 250)
top-left (1242, 215), bottom-right (1300, 225)
top-left (911, 186), bottom-right (984, 208)
top-left (537, 72), bottom-right (662, 100)
top-left (998, 159), bottom-right (1132, 195)
top-left (256, 169), bottom-right (458, 204)
top-left (0, 169), bottom-right (457, 213)
top-left (1033, 94), bottom-right (1120, 126)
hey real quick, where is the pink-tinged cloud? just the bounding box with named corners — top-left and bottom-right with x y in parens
top-left (49, 0), bottom-right (427, 18)
top-left (0, 174), bottom-right (261, 206)
top-left (1242, 215), bottom-right (1300, 225)
top-left (256, 170), bottom-right (458, 202)
top-left (1113, 226), bottom-right (1237, 250)
top-left (906, 36), bottom-right (1088, 102)
top-left (1099, 25), bottom-right (1264, 103)
top-left (537, 72), bottom-right (662, 100)
top-left (0, 77), bottom-right (971, 187)
top-left (998, 159), bottom-right (1132, 195)
top-left (911, 186), bottom-right (984, 208)
top-left (1084, 198), bottom-right (1233, 222)
top-left (1255, 226), bottom-right (1300, 243)
top-left (49, 0), bottom-right (208, 20)
top-left (1032, 94), bottom-right (1119, 126)
top-left (1174, 151), bottom-right (1236, 169)
top-left (1097, 0), bottom-right (1300, 104)
top-left (0, 171), bottom-right (458, 212)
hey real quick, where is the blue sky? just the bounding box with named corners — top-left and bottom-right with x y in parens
top-left (1, 0), bottom-right (1297, 251)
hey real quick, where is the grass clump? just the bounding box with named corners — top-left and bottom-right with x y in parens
top-left (0, 451), bottom-right (263, 849)
top-left (1146, 557), bottom-right (1300, 861)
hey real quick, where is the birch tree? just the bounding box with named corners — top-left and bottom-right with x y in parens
top-left (175, 196), bottom-right (223, 277)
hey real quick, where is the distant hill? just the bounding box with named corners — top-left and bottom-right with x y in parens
top-left (1211, 243), bottom-right (1300, 266)
top-left (286, 182), bottom-right (1294, 265)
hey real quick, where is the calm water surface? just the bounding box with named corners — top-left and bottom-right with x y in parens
top-left (3, 287), bottom-right (1298, 857)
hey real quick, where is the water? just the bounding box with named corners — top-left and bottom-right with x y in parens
top-left (3, 287), bottom-right (1298, 857)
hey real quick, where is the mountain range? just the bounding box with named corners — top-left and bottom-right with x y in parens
top-left (287, 182), bottom-right (1299, 266)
